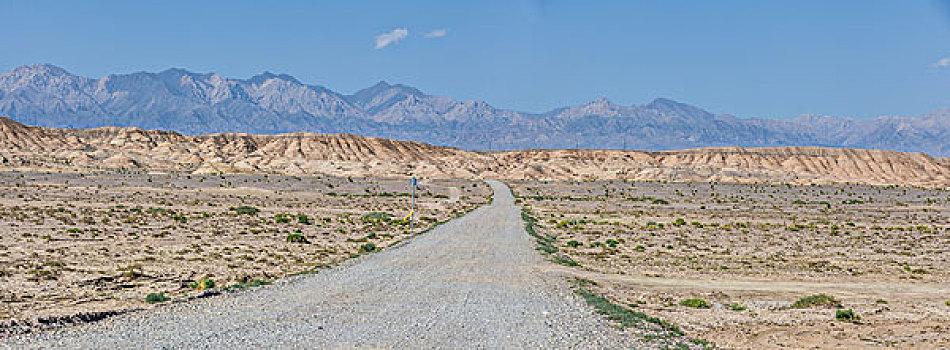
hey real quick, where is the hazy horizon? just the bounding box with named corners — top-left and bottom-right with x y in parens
top-left (4, 62), bottom-right (947, 121)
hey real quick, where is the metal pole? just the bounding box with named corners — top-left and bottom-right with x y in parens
top-left (410, 177), bottom-right (416, 230)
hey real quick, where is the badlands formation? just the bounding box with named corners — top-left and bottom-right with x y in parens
top-left (1, 117), bottom-right (948, 187)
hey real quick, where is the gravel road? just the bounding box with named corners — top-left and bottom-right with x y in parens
top-left (7, 181), bottom-right (645, 349)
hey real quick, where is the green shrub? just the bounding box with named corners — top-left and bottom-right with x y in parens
top-left (230, 206), bottom-right (260, 215)
top-left (790, 294), bottom-right (841, 309)
top-left (360, 243), bottom-right (377, 252)
top-left (673, 218), bottom-right (686, 226)
top-left (190, 278), bottom-right (215, 291)
top-left (274, 214), bottom-right (292, 224)
top-left (605, 239), bottom-right (620, 247)
top-left (146, 207), bottom-right (167, 214)
top-left (362, 212), bottom-right (391, 221)
top-left (944, 300), bottom-right (950, 307)
top-left (651, 199), bottom-right (669, 205)
top-left (835, 309), bottom-right (860, 322)
top-left (679, 298), bottom-right (711, 308)
top-left (728, 303), bottom-right (747, 311)
top-left (286, 233), bottom-right (309, 243)
top-left (248, 279), bottom-right (271, 287)
top-left (522, 209), bottom-right (559, 256)
top-left (575, 287), bottom-right (684, 336)
top-left (145, 292), bottom-right (170, 304)
top-left (539, 242), bottom-right (558, 254)
top-left (566, 240), bottom-right (582, 248)
top-left (297, 214), bottom-right (312, 225)
top-left (553, 254), bottom-right (581, 267)
top-left (227, 279), bottom-right (272, 291)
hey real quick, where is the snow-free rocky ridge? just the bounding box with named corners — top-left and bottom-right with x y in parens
top-left (2, 64), bottom-right (948, 155)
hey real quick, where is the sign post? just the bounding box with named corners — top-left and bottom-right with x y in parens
top-left (409, 177), bottom-right (417, 230)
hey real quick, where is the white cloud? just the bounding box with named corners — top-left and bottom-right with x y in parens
top-left (935, 57), bottom-right (950, 68)
top-left (424, 29), bottom-right (447, 38)
top-left (375, 28), bottom-right (408, 49)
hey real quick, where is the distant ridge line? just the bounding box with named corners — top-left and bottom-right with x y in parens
top-left (1, 117), bottom-right (948, 187)
top-left (0, 64), bottom-right (948, 156)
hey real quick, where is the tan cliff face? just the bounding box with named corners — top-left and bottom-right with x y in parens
top-left (1, 117), bottom-right (948, 186)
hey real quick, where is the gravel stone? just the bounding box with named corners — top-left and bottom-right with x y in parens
top-left (5, 181), bottom-right (648, 349)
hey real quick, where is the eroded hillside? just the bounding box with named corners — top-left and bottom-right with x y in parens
top-left (1, 117), bottom-right (948, 186)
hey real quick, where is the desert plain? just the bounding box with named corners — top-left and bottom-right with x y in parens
top-left (0, 171), bottom-right (489, 333)
top-left (1, 119), bottom-right (949, 348)
top-left (511, 180), bottom-right (950, 348)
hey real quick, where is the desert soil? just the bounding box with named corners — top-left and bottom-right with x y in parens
top-left (511, 180), bottom-right (950, 349)
top-left (5, 181), bottom-right (686, 349)
top-left (0, 171), bottom-right (490, 332)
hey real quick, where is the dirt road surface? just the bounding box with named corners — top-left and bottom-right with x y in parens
top-left (6, 181), bottom-right (646, 349)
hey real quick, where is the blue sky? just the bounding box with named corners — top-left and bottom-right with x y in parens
top-left (2, 0), bottom-right (948, 118)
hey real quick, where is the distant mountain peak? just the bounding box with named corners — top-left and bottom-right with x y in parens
top-left (551, 97), bottom-right (624, 118)
top-left (362, 80), bottom-right (424, 96)
top-left (0, 64), bottom-right (948, 156)
top-left (347, 80), bottom-right (428, 114)
top-left (247, 71), bottom-right (301, 85)
top-left (589, 97), bottom-right (613, 105)
top-left (159, 67), bottom-right (193, 75)
top-left (645, 97), bottom-right (682, 108)
top-left (9, 63), bottom-right (70, 77)
top-left (370, 80), bottom-right (392, 89)
top-left (643, 97), bottom-right (716, 120)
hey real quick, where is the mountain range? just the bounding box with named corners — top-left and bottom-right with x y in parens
top-left (1, 64), bottom-right (948, 156)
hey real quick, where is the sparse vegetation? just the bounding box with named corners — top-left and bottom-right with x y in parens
top-left (835, 309), bottom-right (860, 322)
top-left (274, 214), bottom-right (293, 224)
top-left (362, 212), bottom-right (392, 222)
top-left (552, 254), bottom-right (581, 266)
top-left (0, 172), bottom-right (491, 324)
top-left (297, 214), bottom-right (313, 225)
top-left (230, 206), bottom-right (260, 215)
top-left (510, 179), bottom-right (950, 348)
top-left (190, 277), bottom-right (216, 291)
top-left (789, 294), bottom-right (841, 309)
top-left (145, 292), bottom-right (170, 304)
top-left (573, 280), bottom-right (701, 346)
top-left (679, 298), bottom-right (711, 309)
top-left (285, 233), bottom-right (309, 243)
top-left (226, 279), bottom-right (272, 291)
top-left (359, 242), bottom-right (377, 252)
